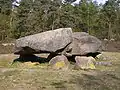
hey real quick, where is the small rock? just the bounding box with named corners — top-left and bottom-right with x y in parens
top-left (95, 61), bottom-right (112, 66)
top-left (75, 56), bottom-right (96, 70)
top-left (96, 54), bottom-right (113, 61)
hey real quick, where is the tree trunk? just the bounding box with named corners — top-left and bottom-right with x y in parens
top-left (108, 22), bottom-right (112, 40)
top-left (52, 21), bottom-right (54, 30)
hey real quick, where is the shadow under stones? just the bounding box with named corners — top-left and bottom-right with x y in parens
top-left (12, 54), bottom-right (47, 64)
top-left (86, 52), bottom-right (101, 58)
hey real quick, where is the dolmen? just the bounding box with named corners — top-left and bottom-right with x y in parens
top-left (14, 28), bottom-right (102, 70)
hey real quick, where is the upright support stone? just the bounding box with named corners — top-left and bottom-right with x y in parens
top-left (75, 56), bottom-right (96, 70)
top-left (49, 55), bottom-right (70, 70)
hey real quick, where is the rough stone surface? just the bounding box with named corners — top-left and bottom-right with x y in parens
top-left (49, 55), bottom-right (70, 70)
top-left (14, 28), bottom-right (73, 55)
top-left (69, 32), bottom-right (102, 56)
top-left (75, 56), bottom-right (96, 70)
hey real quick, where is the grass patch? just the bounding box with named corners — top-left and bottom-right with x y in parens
top-left (0, 52), bottom-right (120, 90)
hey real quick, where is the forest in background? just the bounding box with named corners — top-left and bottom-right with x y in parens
top-left (0, 0), bottom-right (120, 41)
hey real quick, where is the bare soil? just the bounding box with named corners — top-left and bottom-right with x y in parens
top-left (102, 41), bottom-right (120, 52)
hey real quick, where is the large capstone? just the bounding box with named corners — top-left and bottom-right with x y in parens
top-left (68, 32), bottom-right (102, 56)
top-left (14, 28), bottom-right (73, 55)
